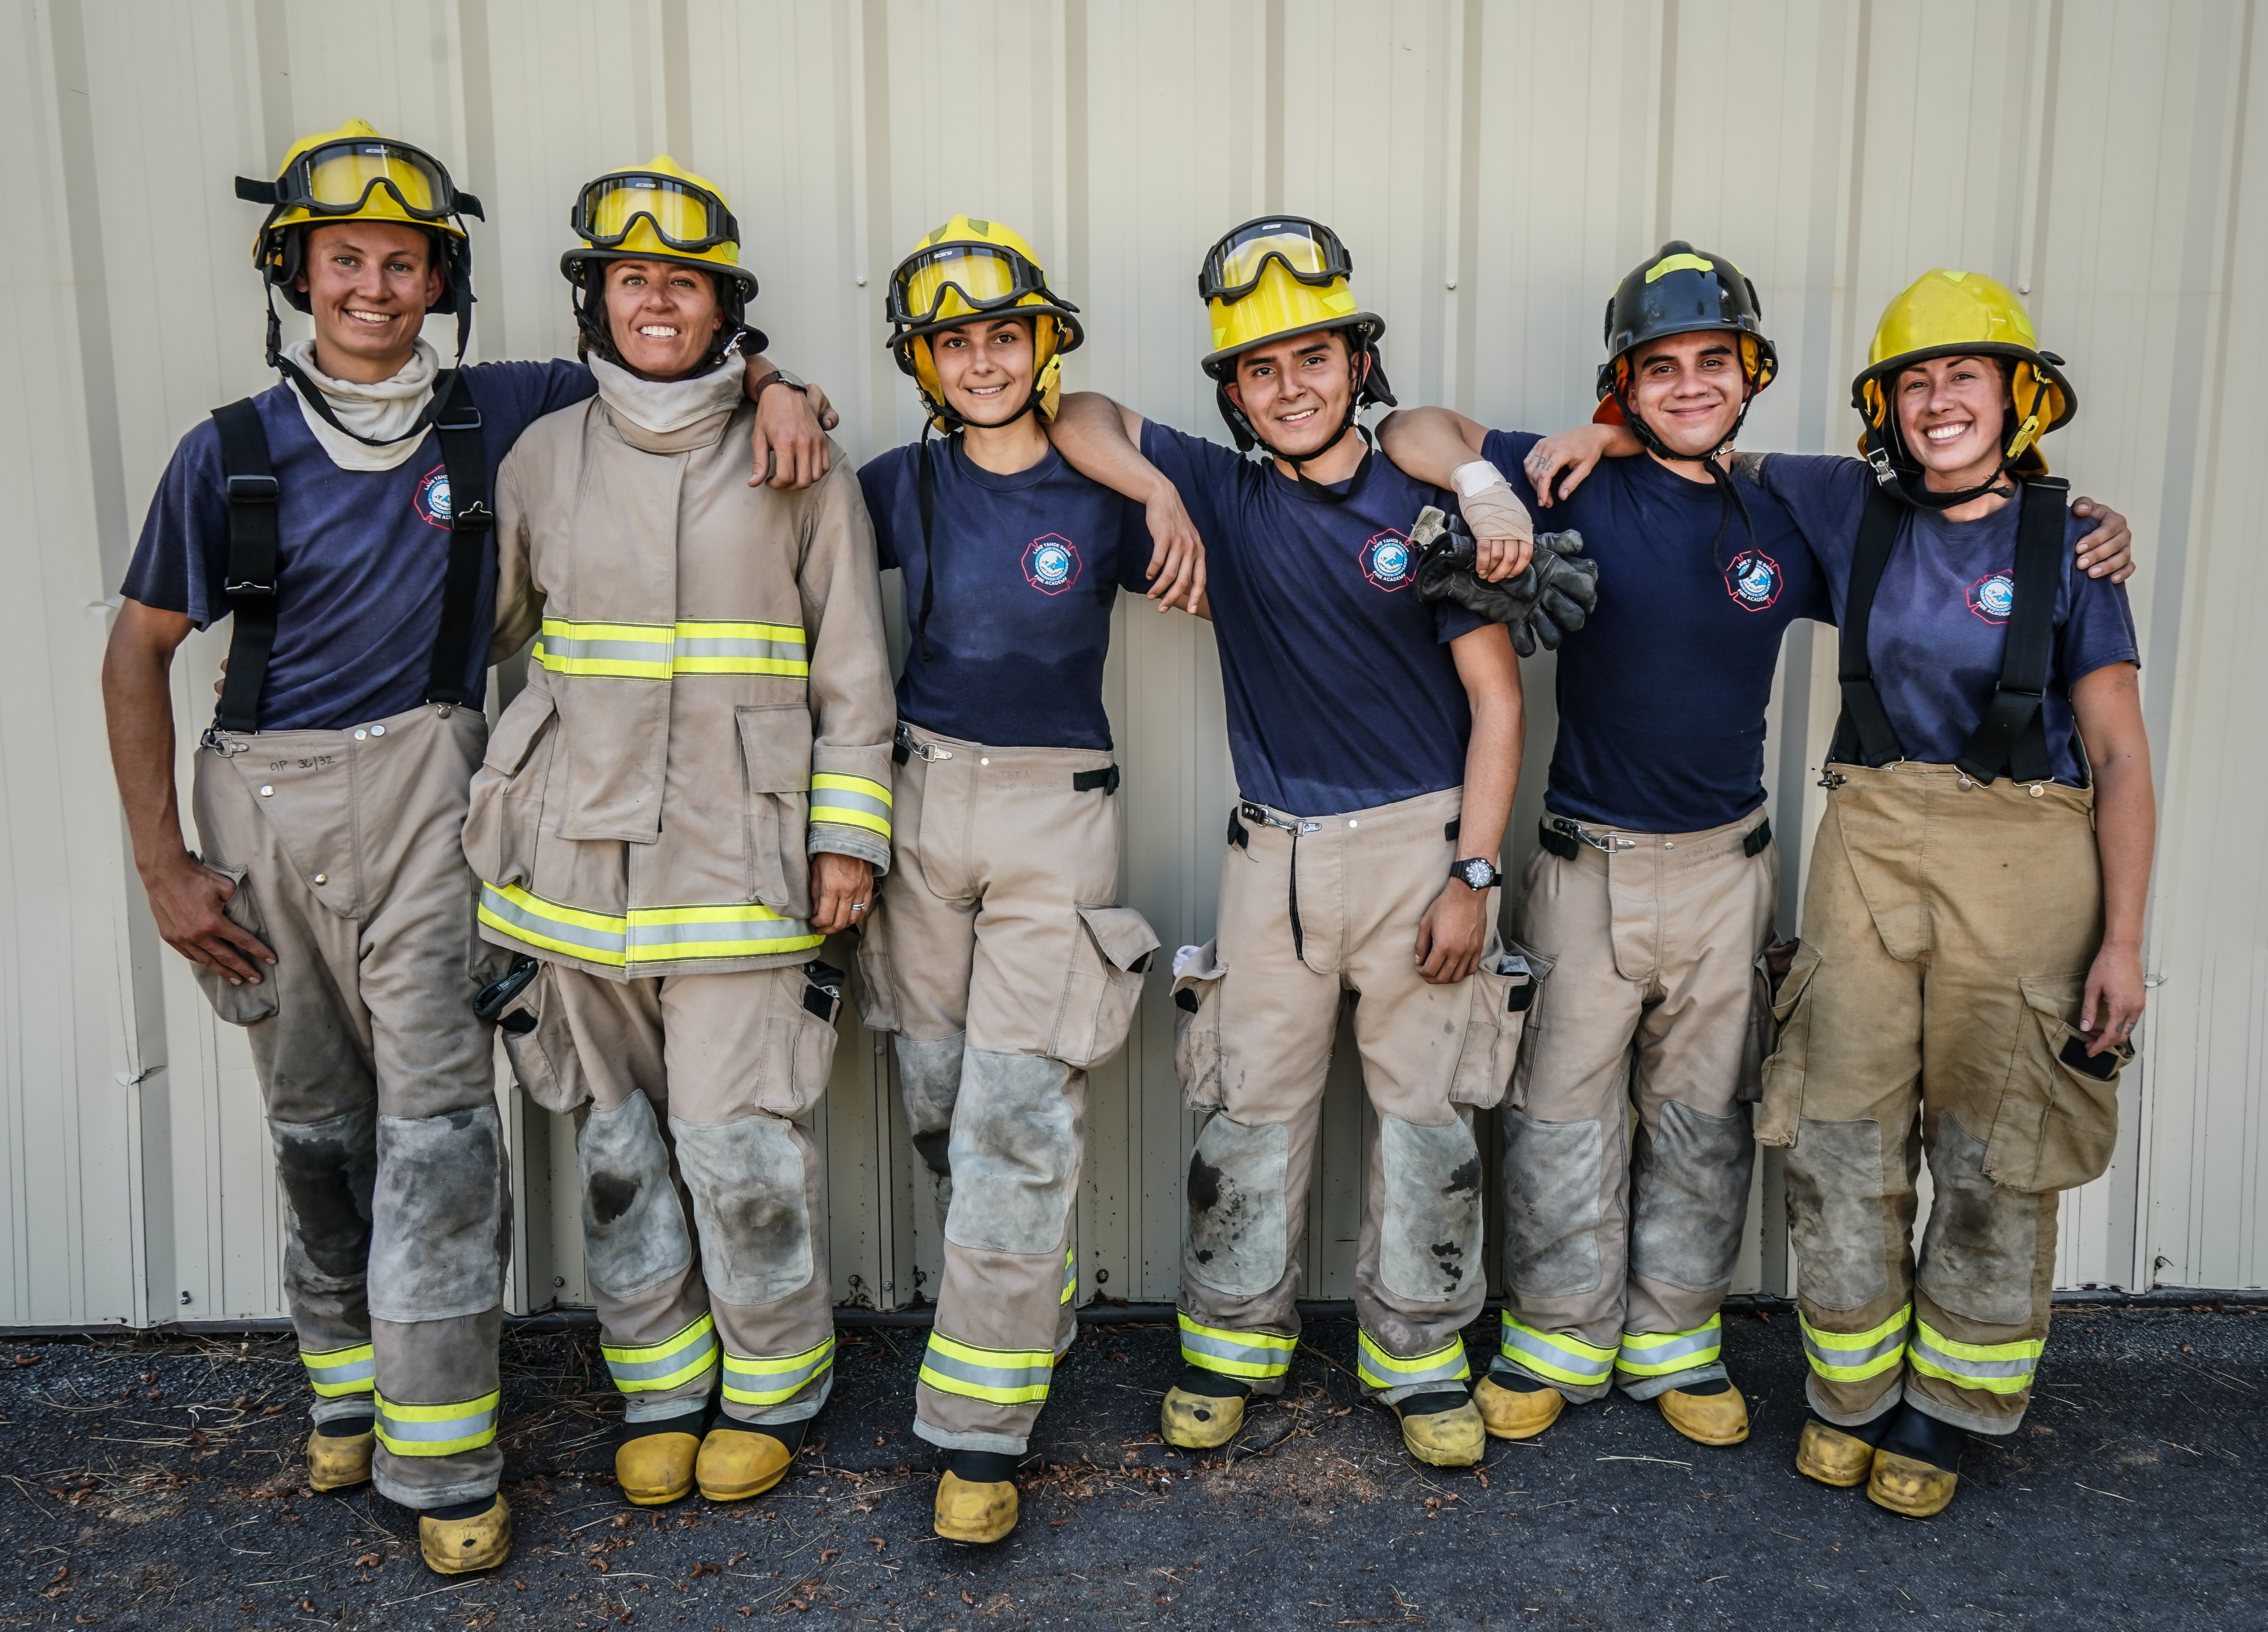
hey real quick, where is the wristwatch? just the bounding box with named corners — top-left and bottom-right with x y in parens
top-left (1450, 857), bottom-right (1502, 891)
top-left (754, 367), bottom-right (808, 399)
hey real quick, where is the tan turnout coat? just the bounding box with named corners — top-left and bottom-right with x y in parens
top-left (463, 395), bottom-right (895, 980)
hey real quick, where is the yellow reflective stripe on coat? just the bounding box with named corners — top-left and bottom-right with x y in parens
top-left (1176, 1311), bottom-right (1295, 1381)
top-left (1905, 1318), bottom-right (2044, 1395)
top-left (372, 1389), bottom-right (501, 1458)
top-left (1356, 1330), bottom-right (1471, 1391)
top-left (479, 883), bottom-right (824, 968)
top-left (810, 773), bottom-right (892, 840)
top-left (534, 618), bottom-right (808, 679)
top-left (720, 1337), bottom-right (835, 1407)
top-left (1497, 1314), bottom-right (1617, 1388)
top-left (1615, 1316), bottom-right (1723, 1378)
top-left (1060, 1245), bottom-right (1078, 1307)
top-left (302, 1342), bottom-right (376, 1398)
top-left (1799, 1306), bottom-right (1912, 1384)
top-left (602, 1313), bottom-right (718, 1393)
top-left (919, 1333), bottom-right (1055, 1407)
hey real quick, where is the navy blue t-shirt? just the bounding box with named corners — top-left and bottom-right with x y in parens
top-left (859, 439), bottom-right (1152, 751)
top-left (1754, 454), bottom-right (2139, 786)
top-left (1141, 423), bottom-right (1488, 815)
top-left (121, 360), bottom-right (596, 732)
top-left (1481, 431), bottom-right (1832, 833)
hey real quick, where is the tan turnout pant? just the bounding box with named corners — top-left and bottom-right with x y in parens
top-left (1170, 788), bottom-right (1529, 1402)
top-left (1493, 809), bottom-right (1776, 1404)
top-left (1760, 764), bottom-right (2128, 1436)
top-left (191, 702), bottom-right (511, 1510)
top-left (503, 963), bottom-right (842, 1426)
top-left (850, 727), bottom-right (1157, 1456)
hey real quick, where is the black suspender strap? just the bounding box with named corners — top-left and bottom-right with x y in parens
top-left (1954, 476), bottom-right (2068, 786)
top-left (422, 371), bottom-right (492, 706)
top-left (913, 431), bottom-right (942, 662)
top-left (211, 399), bottom-right (281, 734)
top-left (1826, 483), bottom-right (1911, 769)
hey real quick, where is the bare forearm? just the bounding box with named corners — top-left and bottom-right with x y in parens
top-left (1047, 392), bottom-right (1165, 502)
top-left (2092, 753), bottom-right (2155, 950)
top-left (101, 638), bottom-right (189, 873)
top-left (1376, 407), bottom-right (1490, 488)
top-left (1459, 691), bottom-right (1520, 863)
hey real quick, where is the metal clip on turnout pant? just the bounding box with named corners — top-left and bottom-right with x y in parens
top-left (850, 728), bottom-right (1157, 1456)
top-left (1170, 788), bottom-right (1529, 1403)
top-left (1760, 765), bottom-right (2129, 1437)
top-left (1493, 809), bottom-right (1776, 1403)
top-left (192, 703), bottom-right (511, 1509)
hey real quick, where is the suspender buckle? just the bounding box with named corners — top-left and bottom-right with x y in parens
top-left (222, 575), bottom-right (277, 598)
top-left (894, 723), bottom-right (951, 763)
top-left (224, 474), bottom-right (278, 502)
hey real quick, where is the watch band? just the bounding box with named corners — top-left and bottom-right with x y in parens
top-left (753, 369), bottom-right (808, 398)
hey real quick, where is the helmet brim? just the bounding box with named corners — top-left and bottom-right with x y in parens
top-left (1851, 342), bottom-right (2075, 435)
top-left (1201, 312), bottom-right (1384, 379)
top-left (561, 246), bottom-right (758, 304)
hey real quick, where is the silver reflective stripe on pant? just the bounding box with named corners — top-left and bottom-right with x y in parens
top-left (721, 1337), bottom-right (836, 1408)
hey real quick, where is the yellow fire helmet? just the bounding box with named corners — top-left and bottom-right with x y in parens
top-left (234, 119), bottom-right (483, 361)
top-left (561, 156), bottom-right (763, 362)
top-left (885, 216), bottom-right (1083, 430)
top-left (1851, 269), bottom-right (2075, 504)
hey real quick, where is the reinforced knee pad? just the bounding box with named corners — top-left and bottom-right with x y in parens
top-left (1184, 1114), bottom-right (1289, 1298)
top-left (1785, 1116), bottom-right (1893, 1311)
top-left (368, 1105), bottom-right (507, 1324)
top-left (1499, 1109), bottom-right (1604, 1298)
top-left (1917, 1114), bottom-right (2041, 1327)
top-left (270, 1103), bottom-right (379, 1291)
top-left (671, 1113), bottom-right (814, 1307)
top-left (1629, 1100), bottom-right (1757, 1293)
top-left (1378, 1114), bottom-right (1485, 1304)
top-left (943, 1050), bottom-right (1078, 1256)
top-left (895, 1033), bottom-right (965, 1217)
top-left (578, 1094), bottom-right (692, 1300)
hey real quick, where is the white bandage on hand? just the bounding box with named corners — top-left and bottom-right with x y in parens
top-left (1450, 460), bottom-right (1534, 545)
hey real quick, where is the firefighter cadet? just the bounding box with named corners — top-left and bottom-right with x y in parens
top-left (102, 125), bottom-right (833, 1577)
top-left (1048, 217), bottom-right (1531, 1469)
top-left (462, 157), bottom-right (893, 1515)
top-left (850, 217), bottom-right (1203, 1544)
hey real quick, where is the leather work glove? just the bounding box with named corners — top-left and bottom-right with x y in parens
top-left (1410, 506), bottom-right (1600, 657)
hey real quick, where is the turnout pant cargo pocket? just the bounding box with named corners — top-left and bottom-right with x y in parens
top-left (188, 861), bottom-right (280, 1025)
top-left (1050, 904), bottom-right (1160, 1070)
top-left (1985, 975), bottom-right (2132, 1194)
top-left (1170, 940), bottom-right (1229, 1111)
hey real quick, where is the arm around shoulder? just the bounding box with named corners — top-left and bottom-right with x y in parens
top-left (2071, 661), bottom-right (2153, 1052)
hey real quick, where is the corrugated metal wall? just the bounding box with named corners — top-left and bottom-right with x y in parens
top-left (6, 0), bottom-right (2261, 1327)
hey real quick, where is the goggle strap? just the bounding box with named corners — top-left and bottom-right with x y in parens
top-left (237, 176), bottom-right (285, 205)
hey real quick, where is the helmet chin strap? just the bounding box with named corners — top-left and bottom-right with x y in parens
top-left (1615, 371), bottom-right (1764, 578)
top-left (1224, 345), bottom-right (1376, 506)
top-left (1866, 371), bottom-right (2049, 510)
top-left (267, 233), bottom-right (474, 450)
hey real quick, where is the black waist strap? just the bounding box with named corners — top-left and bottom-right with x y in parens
top-left (1540, 816), bottom-right (1771, 861)
top-left (1072, 766), bottom-right (1121, 794)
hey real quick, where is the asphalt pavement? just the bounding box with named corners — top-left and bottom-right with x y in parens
top-left (2, 1302), bottom-right (2262, 1630)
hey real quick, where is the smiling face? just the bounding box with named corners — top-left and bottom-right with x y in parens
top-left (603, 258), bottom-right (725, 379)
top-left (1626, 329), bottom-right (1749, 459)
top-left (930, 316), bottom-right (1038, 425)
top-left (296, 220), bottom-right (444, 383)
top-left (1224, 330), bottom-right (1360, 459)
top-left (1894, 354), bottom-right (2011, 488)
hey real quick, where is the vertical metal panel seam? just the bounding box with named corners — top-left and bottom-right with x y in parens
top-left (1654, 0), bottom-right (1679, 242)
top-left (2024, 1), bottom-right (2065, 301)
top-left (661, 0), bottom-right (692, 161)
top-left (1451, 0), bottom-right (1481, 420)
top-left (455, 0), bottom-right (505, 360)
top-left (1265, 0), bottom-right (1285, 213)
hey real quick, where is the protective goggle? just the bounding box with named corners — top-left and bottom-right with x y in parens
top-left (570, 172), bottom-right (739, 253)
top-left (236, 137), bottom-right (481, 223)
top-left (1197, 216), bottom-right (1353, 305)
top-left (886, 241), bottom-right (1054, 330)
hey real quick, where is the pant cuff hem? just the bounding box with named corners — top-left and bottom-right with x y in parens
top-left (1804, 1374), bottom-right (1902, 1428)
top-left (1489, 1358), bottom-right (1609, 1404)
top-left (375, 1476), bottom-right (499, 1510)
top-left (1617, 1361), bottom-right (1727, 1402)
top-left (1371, 1379), bottom-right (1468, 1407)
top-left (719, 1373), bottom-right (831, 1428)
top-left (625, 1391), bottom-right (715, 1425)
top-left (1902, 1385), bottom-right (2023, 1436)
top-left (310, 1396), bottom-right (376, 1426)
top-left (914, 1421), bottom-right (1029, 1456)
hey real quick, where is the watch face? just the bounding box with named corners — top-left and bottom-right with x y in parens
top-left (772, 369), bottom-right (806, 389)
top-left (1455, 858), bottom-right (1496, 890)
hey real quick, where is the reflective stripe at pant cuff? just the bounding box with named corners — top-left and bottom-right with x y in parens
top-left (1356, 1330), bottom-right (1471, 1395)
top-left (722, 1336), bottom-right (836, 1408)
top-left (301, 1342), bottom-right (376, 1398)
top-left (1176, 1310), bottom-right (1296, 1382)
top-left (1799, 1304), bottom-right (1912, 1384)
top-left (1497, 1314), bottom-right (1617, 1390)
top-left (913, 1419), bottom-right (1030, 1457)
top-left (919, 1333), bottom-right (1054, 1407)
top-left (373, 1389), bottom-right (501, 1458)
top-left (604, 1312), bottom-right (721, 1394)
top-left (717, 1371), bottom-right (833, 1428)
top-left (1614, 1317), bottom-right (1724, 1379)
top-left (1905, 1318), bottom-right (2043, 1396)
top-left (1061, 1245), bottom-right (1078, 1307)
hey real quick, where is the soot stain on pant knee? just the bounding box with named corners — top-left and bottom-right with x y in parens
top-left (1917, 1113), bottom-right (2041, 1328)
top-left (271, 1117), bottom-right (376, 1281)
top-left (586, 1171), bottom-right (640, 1228)
top-left (1184, 1116), bottom-right (1288, 1298)
top-left (1787, 1116), bottom-right (1893, 1312)
top-left (672, 1114), bottom-right (813, 1307)
top-left (1380, 1116), bottom-right (1485, 1304)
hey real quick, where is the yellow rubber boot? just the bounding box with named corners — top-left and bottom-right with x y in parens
top-left (1796, 1417), bottom-right (1880, 1488)
top-left (934, 1470), bottom-right (1019, 1543)
top-left (1866, 1405), bottom-right (1965, 1519)
top-left (1473, 1374), bottom-right (1565, 1441)
top-left (1160, 1374), bottom-right (1248, 1450)
top-left (1657, 1383), bottom-right (1749, 1446)
top-left (420, 1495), bottom-right (512, 1575)
top-left (1388, 1393), bottom-right (1485, 1467)
top-left (305, 1423), bottom-right (374, 1492)
top-left (696, 1425), bottom-right (796, 1502)
top-left (616, 1428), bottom-right (702, 1507)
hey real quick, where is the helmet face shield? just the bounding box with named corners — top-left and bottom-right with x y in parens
top-left (572, 172), bottom-right (740, 254)
top-left (275, 138), bottom-right (464, 224)
top-left (887, 242), bottom-right (1052, 332)
top-left (1198, 217), bottom-right (1353, 305)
